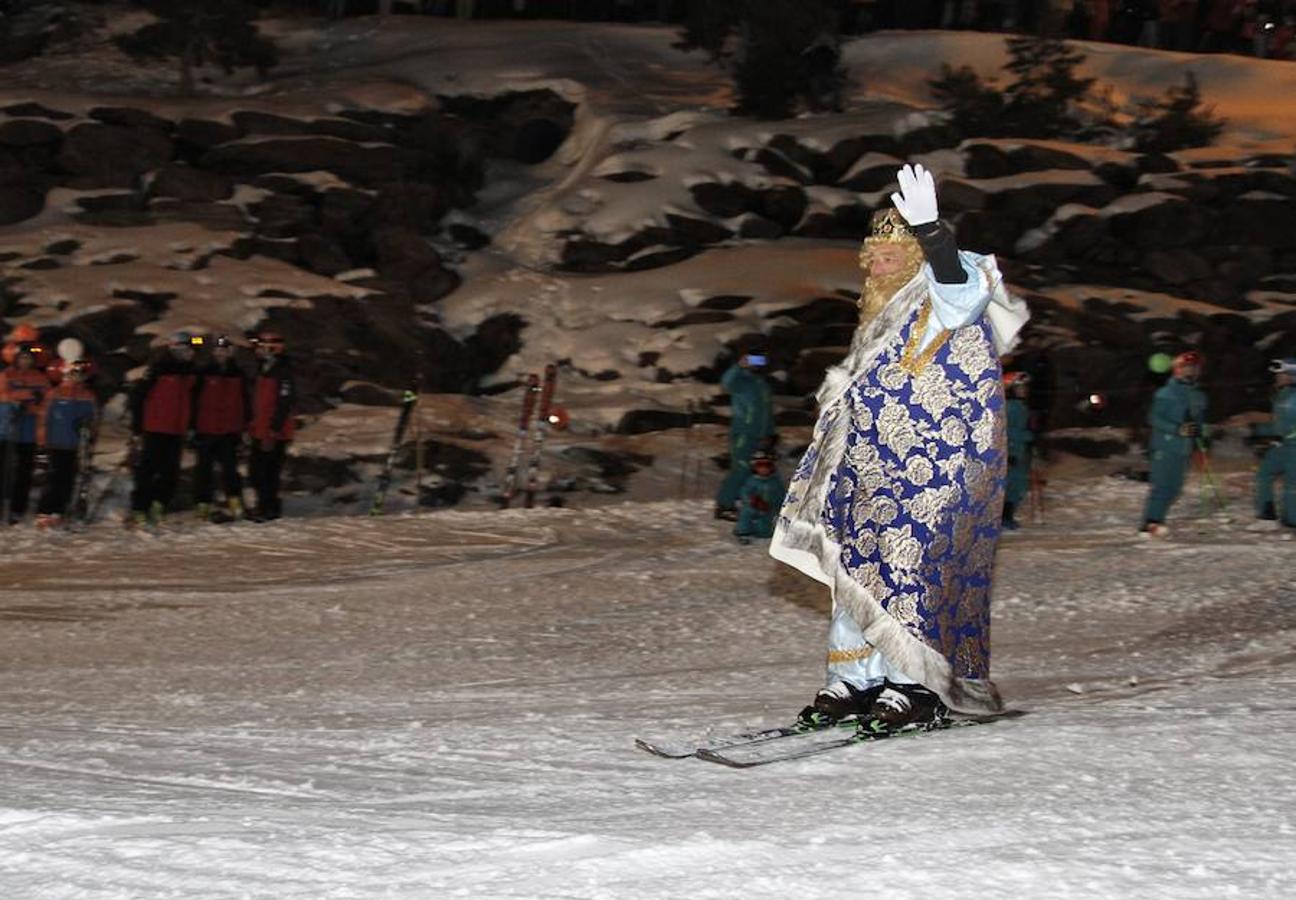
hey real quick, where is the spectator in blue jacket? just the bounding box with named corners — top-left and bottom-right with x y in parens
top-left (1141, 351), bottom-right (1208, 536)
top-left (734, 449), bottom-right (786, 542)
top-left (1253, 357), bottom-right (1296, 526)
top-left (36, 360), bottom-right (98, 528)
top-left (715, 352), bottom-right (775, 519)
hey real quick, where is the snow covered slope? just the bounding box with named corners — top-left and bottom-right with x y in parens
top-left (1, 469), bottom-right (1294, 898)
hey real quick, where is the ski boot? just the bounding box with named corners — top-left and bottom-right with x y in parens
top-left (1139, 520), bottom-right (1170, 538)
top-left (148, 500), bottom-right (166, 526)
top-left (1001, 501), bottom-right (1019, 531)
top-left (36, 513), bottom-right (61, 531)
top-left (796, 681), bottom-right (883, 729)
top-left (194, 502), bottom-right (212, 523)
top-left (857, 681), bottom-right (948, 736)
top-left (227, 497), bottom-right (244, 520)
top-left (127, 510), bottom-right (149, 529)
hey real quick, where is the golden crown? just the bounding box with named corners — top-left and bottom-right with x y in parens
top-left (867, 208), bottom-right (916, 242)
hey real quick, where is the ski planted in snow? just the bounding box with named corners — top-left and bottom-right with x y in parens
top-left (368, 388), bottom-right (419, 516)
top-left (522, 363), bottom-right (558, 509)
top-left (499, 373), bottom-right (540, 509)
top-left (69, 419), bottom-right (98, 523)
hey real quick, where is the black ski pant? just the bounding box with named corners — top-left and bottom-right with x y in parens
top-left (131, 433), bottom-right (184, 514)
top-left (250, 441), bottom-right (288, 519)
top-left (193, 434), bottom-right (244, 505)
top-left (1, 441), bottom-right (36, 521)
top-left (37, 448), bottom-right (78, 516)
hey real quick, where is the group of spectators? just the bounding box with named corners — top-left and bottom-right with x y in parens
top-left (0, 327), bottom-right (296, 529)
top-left (311, 0), bottom-right (1296, 60)
top-left (888, 1), bottom-right (1296, 58)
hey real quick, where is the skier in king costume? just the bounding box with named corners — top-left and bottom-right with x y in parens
top-left (771, 164), bottom-right (1028, 729)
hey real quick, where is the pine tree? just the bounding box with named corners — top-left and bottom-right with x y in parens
top-left (999, 35), bottom-right (1094, 137)
top-left (1132, 73), bottom-right (1225, 154)
top-left (929, 35), bottom-right (1094, 140)
top-left (928, 64), bottom-right (1006, 137)
top-left (115, 1), bottom-right (278, 96)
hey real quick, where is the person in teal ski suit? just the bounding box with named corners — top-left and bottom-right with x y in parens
top-left (735, 449), bottom-right (785, 542)
top-left (1002, 370), bottom-right (1034, 530)
top-left (1141, 351), bottom-right (1208, 535)
top-left (1253, 358), bottom-right (1296, 526)
top-left (715, 353), bottom-right (774, 518)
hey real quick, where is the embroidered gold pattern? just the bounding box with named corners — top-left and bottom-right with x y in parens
top-left (827, 645), bottom-right (876, 664)
top-left (898, 298), bottom-right (952, 376)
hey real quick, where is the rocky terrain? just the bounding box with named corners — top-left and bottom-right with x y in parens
top-left (2, 15), bottom-right (1295, 512)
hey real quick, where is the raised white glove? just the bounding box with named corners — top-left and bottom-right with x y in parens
top-left (889, 163), bottom-right (939, 227)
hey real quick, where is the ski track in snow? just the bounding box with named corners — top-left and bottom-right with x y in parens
top-left (2, 475), bottom-right (1295, 899)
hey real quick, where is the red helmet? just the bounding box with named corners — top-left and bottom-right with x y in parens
top-left (8, 323), bottom-right (39, 343)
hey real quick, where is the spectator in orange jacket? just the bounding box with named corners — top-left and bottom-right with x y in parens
top-left (1, 344), bottom-right (52, 524)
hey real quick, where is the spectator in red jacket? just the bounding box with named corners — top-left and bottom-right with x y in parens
top-left (248, 331), bottom-right (295, 522)
top-left (130, 332), bottom-right (197, 526)
top-left (192, 335), bottom-right (251, 522)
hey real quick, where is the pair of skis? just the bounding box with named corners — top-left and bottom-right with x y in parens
top-left (637, 712), bottom-right (1007, 768)
top-left (500, 364), bottom-right (558, 509)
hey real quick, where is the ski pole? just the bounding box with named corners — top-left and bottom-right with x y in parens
top-left (1195, 437), bottom-right (1227, 513)
top-left (413, 375), bottom-right (424, 515)
top-left (1028, 458), bottom-right (1045, 525)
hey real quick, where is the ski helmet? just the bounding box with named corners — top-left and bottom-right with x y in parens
top-left (1147, 352), bottom-right (1173, 374)
top-left (255, 331), bottom-right (286, 354)
top-left (1270, 358), bottom-right (1296, 377)
top-left (213, 334), bottom-right (233, 349)
top-left (170, 330), bottom-right (194, 347)
top-left (57, 337), bottom-right (84, 363)
top-left (8, 323), bottom-right (38, 343)
top-left (1172, 351), bottom-right (1202, 379)
top-left (15, 342), bottom-right (45, 364)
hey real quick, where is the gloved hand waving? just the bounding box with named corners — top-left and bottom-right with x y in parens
top-left (890, 163), bottom-right (939, 227)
